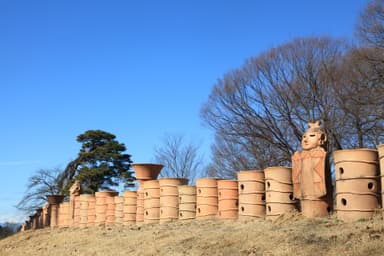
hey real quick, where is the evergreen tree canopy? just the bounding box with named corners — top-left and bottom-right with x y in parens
top-left (61, 130), bottom-right (134, 194)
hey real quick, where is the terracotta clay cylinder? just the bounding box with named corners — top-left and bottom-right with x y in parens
top-left (264, 167), bottom-right (296, 220)
top-left (95, 191), bottom-right (118, 226)
top-left (378, 145), bottom-right (384, 206)
top-left (143, 180), bottom-right (160, 224)
top-left (178, 185), bottom-right (197, 220)
top-left (47, 195), bottom-right (64, 228)
top-left (73, 196), bottom-right (81, 227)
top-left (196, 178), bottom-right (219, 219)
top-left (334, 149), bottom-right (379, 180)
top-left (79, 194), bottom-right (92, 228)
top-left (334, 148), bottom-right (379, 222)
top-left (136, 184), bottom-right (145, 223)
top-left (114, 196), bottom-right (124, 225)
top-left (217, 180), bottom-right (238, 220)
top-left (159, 178), bottom-right (188, 223)
top-left (42, 204), bottom-right (50, 228)
top-left (87, 196), bottom-right (96, 227)
top-left (58, 202), bottom-right (69, 228)
top-left (123, 190), bottom-right (137, 225)
top-left (237, 170), bottom-right (265, 218)
top-left (300, 199), bottom-right (331, 218)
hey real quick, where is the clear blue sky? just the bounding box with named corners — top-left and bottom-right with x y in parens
top-left (1, 0), bottom-right (367, 222)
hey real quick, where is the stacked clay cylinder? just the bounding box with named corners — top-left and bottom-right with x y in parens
top-left (159, 178), bottom-right (188, 223)
top-left (136, 182), bottom-right (145, 223)
top-left (123, 190), bottom-right (137, 225)
top-left (334, 149), bottom-right (380, 222)
top-left (237, 170), bottom-right (265, 218)
top-left (114, 196), bottom-right (124, 225)
top-left (58, 202), bottom-right (70, 228)
top-left (131, 163), bottom-right (163, 223)
top-left (95, 191), bottom-right (118, 226)
top-left (42, 204), bottom-right (50, 228)
top-left (178, 185), bottom-right (197, 220)
top-left (87, 195), bottom-right (96, 227)
top-left (73, 196), bottom-right (80, 227)
top-left (143, 180), bottom-right (160, 224)
top-left (47, 195), bottom-right (64, 228)
top-left (196, 178), bottom-right (219, 219)
top-left (79, 194), bottom-right (92, 228)
top-left (217, 180), bottom-right (238, 220)
top-left (378, 145), bottom-right (384, 208)
top-left (264, 167), bottom-right (296, 220)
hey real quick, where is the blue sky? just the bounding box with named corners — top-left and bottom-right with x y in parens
top-left (1, 0), bottom-right (368, 222)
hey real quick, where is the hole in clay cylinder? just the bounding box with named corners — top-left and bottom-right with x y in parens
top-left (198, 208), bottom-right (201, 213)
top-left (145, 211), bottom-right (149, 216)
top-left (289, 193), bottom-right (294, 200)
top-left (267, 181), bottom-right (270, 188)
top-left (262, 195), bottom-right (266, 201)
top-left (341, 198), bottom-right (347, 206)
top-left (327, 207), bottom-right (331, 213)
top-left (339, 167), bottom-right (344, 175)
top-left (368, 182), bottom-right (374, 190)
top-left (161, 210), bottom-right (163, 214)
top-left (145, 192), bottom-right (148, 197)
top-left (268, 206), bottom-right (271, 212)
top-left (198, 189), bottom-right (202, 194)
top-left (180, 212), bottom-right (183, 217)
top-left (235, 200), bottom-right (239, 207)
top-left (240, 184), bottom-right (244, 190)
top-left (241, 206), bottom-right (245, 212)
top-left (218, 192), bottom-right (221, 197)
top-left (179, 197), bottom-right (182, 201)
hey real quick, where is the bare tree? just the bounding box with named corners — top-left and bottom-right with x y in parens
top-left (153, 134), bottom-right (203, 183)
top-left (16, 168), bottom-right (64, 214)
top-left (201, 36), bottom-right (383, 178)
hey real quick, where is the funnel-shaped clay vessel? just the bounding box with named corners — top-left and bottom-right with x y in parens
top-left (132, 163), bottom-right (163, 180)
top-left (47, 195), bottom-right (64, 205)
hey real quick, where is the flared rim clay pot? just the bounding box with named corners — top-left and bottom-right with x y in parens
top-left (131, 163), bottom-right (164, 180)
top-left (47, 195), bottom-right (65, 205)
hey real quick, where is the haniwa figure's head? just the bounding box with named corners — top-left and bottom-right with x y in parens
top-left (301, 121), bottom-right (327, 150)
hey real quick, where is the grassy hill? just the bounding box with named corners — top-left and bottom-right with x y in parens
top-left (1, 214), bottom-right (384, 256)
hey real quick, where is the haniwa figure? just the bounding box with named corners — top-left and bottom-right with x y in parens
top-left (292, 121), bottom-right (333, 217)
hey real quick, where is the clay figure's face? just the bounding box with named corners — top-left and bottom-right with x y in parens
top-left (301, 131), bottom-right (322, 150)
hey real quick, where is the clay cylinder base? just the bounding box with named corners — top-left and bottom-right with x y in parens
top-left (300, 199), bottom-right (330, 218)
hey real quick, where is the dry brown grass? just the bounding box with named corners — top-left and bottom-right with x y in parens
top-left (1, 213), bottom-right (384, 256)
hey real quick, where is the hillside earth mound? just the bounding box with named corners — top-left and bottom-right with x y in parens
top-left (1, 214), bottom-right (384, 256)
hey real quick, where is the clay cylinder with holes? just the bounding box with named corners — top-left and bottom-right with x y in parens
top-left (237, 170), bottom-right (265, 218)
top-left (143, 180), bottom-right (160, 224)
top-left (123, 190), bottom-right (137, 225)
top-left (136, 183), bottom-right (145, 223)
top-left (114, 196), bottom-right (124, 225)
top-left (159, 178), bottom-right (188, 223)
top-left (87, 195), bottom-right (96, 227)
top-left (178, 185), bottom-right (196, 220)
top-left (95, 191), bottom-right (118, 226)
top-left (379, 145), bottom-right (384, 210)
top-left (196, 178), bottom-right (219, 219)
top-left (218, 180), bottom-right (238, 220)
top-left (79, 194), bottom-right (93, 228)
top-left (58, 202), bottom-right (69, 228)
top-left (264, 167), bottom-right (296, 220)
top-left (334, 148), bottom-right (379, 222)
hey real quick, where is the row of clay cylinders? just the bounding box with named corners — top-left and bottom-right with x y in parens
top-left (264, 166), bottom-right (296, 221)
top-left (159, 178), bottom-right (188, 223)
top-left (79, 194), bottom-right (96, 228)
top-left (237, 170), bottom-right (265, 218)
top-left (95, 191), bottom-right (118, 226)
top-left (334, 148), bottom-right (380, 222)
